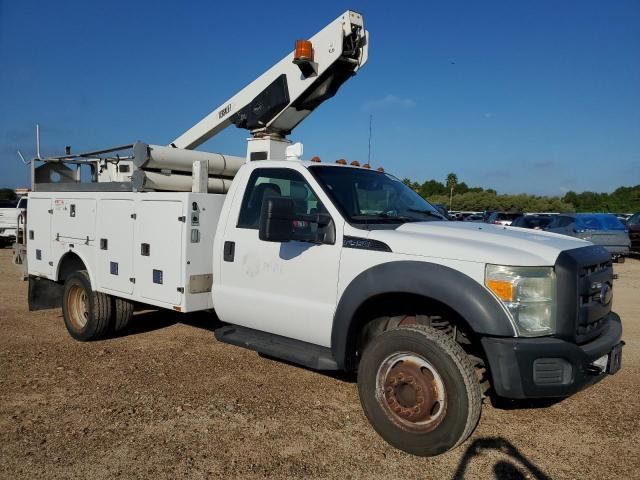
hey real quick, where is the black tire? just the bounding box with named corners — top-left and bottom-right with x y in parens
top-left (62, 270), bottom-right (112, 341)
top-left (112, 297), bottom-right (134, 332)
top-left (357, 325), bottom-right (481, 456)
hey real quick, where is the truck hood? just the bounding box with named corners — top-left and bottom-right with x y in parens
top-left (368, 221), bottom-right (590, 266)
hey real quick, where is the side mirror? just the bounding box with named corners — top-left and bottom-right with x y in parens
top-left (259, 197), bottom-right (296, 242)
top-left (259, 197), bottom-right (335, 244)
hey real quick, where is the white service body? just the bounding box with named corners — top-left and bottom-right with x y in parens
top-left (27, 191), bottom-right (224, 312)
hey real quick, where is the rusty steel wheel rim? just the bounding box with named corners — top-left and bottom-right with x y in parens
top-left (66, 284), bottom-right (89, 330)
top-left (375, 352), bottom-right (447, 432)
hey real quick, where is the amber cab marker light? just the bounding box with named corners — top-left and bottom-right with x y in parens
top-left (362, 163), bottom-right (371, 169)
top-left (350, 160), bottom-right (360, 166)
top-left (336, 159), bottom-right (347, 165)
top-left (310, 156), bottom-right (321, 163)
top-left (377, 167), bottom-right (385, 172)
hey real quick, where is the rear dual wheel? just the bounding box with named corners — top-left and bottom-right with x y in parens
top-left (62, 270), bottom-right (134, 341)
top-left (357, 325), bottom-right (481, 456)
top-left (63, 271), bottom-right (111, 341)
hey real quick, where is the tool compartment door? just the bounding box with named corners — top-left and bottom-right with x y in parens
top-left (27, 197), bottom-right (53, 277)
top-left (96, 199), bottom-right (135, 294)
top-left (51, 198), bottom-right (96, 243)
top-left (134, 200), bottom-right (183, 305)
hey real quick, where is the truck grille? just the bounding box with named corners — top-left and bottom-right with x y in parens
top-left (576, 260), bottom-right (613, 343)
top-left (555, 246), bottom-right (613, 345)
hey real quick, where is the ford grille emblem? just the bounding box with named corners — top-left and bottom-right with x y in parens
top-left (599, 283), bottom-right (612, 305)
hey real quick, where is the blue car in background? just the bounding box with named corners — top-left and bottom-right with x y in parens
top-left (545, 213), bottom-right (630, 262)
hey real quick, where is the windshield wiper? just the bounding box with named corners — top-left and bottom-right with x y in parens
top-left (352, 213), bottom-right (419, 223)
top-left (407, 208), bottom-right (446, 220)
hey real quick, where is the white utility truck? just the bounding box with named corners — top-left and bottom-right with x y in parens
top-left (19, 11), bottom-right (623, 456)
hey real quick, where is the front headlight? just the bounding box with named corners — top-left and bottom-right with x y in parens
top-left (485, 265), bottom-right (556, 337)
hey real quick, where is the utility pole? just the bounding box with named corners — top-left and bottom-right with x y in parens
top-left (368, 114), bottom-right (372, 166)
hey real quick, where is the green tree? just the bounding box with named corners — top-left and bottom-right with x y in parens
top-left (446, 173), bottom-right (458, 210)
top-left (420, 179), bottom-right (446, 197)
top-left (0, 189), bottom-right (17, 201)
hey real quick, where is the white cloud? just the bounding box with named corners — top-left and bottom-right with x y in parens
top-left (363, 95), bottom-right (416, 111)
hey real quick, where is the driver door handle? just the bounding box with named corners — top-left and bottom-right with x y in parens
top-left (224, 241), bottom-right (235, 262)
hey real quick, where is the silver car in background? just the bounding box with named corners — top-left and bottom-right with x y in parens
top-left (546, 213), bottom-right (630, 262)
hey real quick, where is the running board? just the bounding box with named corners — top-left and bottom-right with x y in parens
top-left (214, 325), bottom-right (339, 371)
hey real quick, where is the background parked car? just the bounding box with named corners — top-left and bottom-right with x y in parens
top-left (545, 213), bottom-right (630, 262)
top-left (510, 214), bottom-right (553, 230)
top-left (627, 211), bottom-right (640, 253)
top-left (463, 214), bottom-right (485, 222)
top-left (486, 212), bottom-right (521, 226)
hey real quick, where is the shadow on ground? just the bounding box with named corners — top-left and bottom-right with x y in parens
top-left (113, 308), bottom-right (221, 338)
top-left (489, 396), bottom-right (565, 410)
top-left (453, 437), bottom-right (552, 480)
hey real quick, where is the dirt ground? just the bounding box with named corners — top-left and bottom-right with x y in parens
top-left (0, 249), bottom-right (638, 480)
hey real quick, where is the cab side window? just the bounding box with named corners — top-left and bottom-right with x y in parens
top-left (237, 168), bottom-right (326, 229)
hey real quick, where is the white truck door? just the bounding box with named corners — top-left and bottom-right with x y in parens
top-left (96, 199), bottom-right (135, 294)
top-left (134, 200), bottom-right (184, 306)
top-left (27, 197), bottom-right (54, 278)
top-left (216, 167), bottom-right (341, 347)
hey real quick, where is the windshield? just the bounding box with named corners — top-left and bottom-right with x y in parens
top-left (309, 166), bottom-right (445, 225)
top-left (575, 214), bottom-right (626, 231)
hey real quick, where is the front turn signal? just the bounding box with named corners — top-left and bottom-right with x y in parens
top-left (486, 279), bottom-right (514, 302)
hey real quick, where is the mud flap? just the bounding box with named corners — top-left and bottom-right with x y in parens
top-left (28, 276), bottom-right (63, 311)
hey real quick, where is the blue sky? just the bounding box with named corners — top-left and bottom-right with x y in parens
top-left (1, 0), bottom-right (639, 195)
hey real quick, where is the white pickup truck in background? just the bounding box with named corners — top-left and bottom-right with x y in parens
top-left (15, 10), bottom-right (624, 457)
top-left (0, 197), bottom-right (26, 247)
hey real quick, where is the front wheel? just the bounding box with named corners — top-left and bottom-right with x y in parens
top-left (62, 271), bottom-right (112, 341)
top-left (357, 325), bottom-right (481, 456)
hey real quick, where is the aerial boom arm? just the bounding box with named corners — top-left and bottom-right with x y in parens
top-left (172, 10), bottom-right (368, 150)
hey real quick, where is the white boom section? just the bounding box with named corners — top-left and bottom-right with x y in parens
top-left (172, 10), bottom-right (368, 150)
top-left (132, 142), bottom-right (244, 177)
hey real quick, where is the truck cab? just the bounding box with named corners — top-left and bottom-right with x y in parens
top-left (210, 158), bottom-right (623, 455)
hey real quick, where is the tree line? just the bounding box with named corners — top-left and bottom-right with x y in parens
top-left (402, 174), bottom-right (640, 213)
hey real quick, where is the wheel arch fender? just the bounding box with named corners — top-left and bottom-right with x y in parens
top-left (55, 250), bottom-right (95, 287)
top-left (330, 261), bottom-right (515, 370)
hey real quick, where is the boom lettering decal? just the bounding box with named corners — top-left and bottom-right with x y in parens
top-left (218, 103), bottom-right (232, 119)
